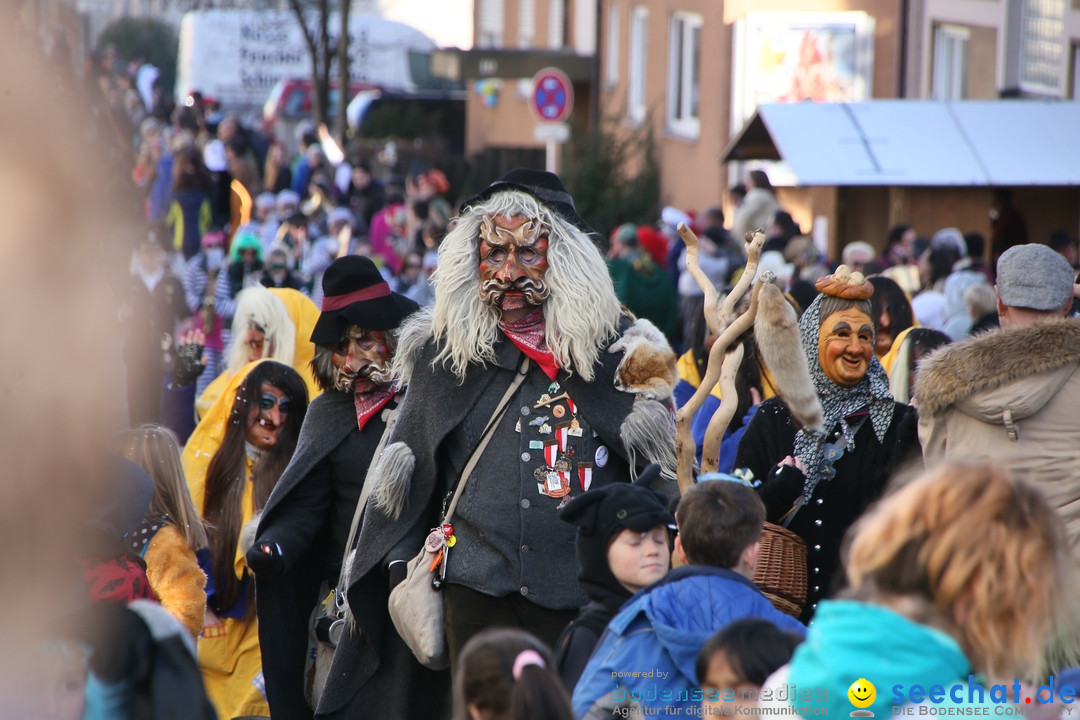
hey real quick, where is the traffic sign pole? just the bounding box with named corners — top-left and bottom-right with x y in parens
top-left (529, 67), bottom-right (574, 173)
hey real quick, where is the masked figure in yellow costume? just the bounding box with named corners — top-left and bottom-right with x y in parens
top-left (183, 359), bottom-right (309, 719)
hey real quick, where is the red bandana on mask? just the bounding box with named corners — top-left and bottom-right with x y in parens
top-left (354, 384), bottom-right (397, 431)
top-left (500, 307), bottom-right (559, 380)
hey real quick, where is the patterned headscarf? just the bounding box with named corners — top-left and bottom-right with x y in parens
top-left (793, 293), bottom-right (895, 499)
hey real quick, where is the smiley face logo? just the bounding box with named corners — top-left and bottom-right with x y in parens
top-left (848, 678), bottom-right (876, 715)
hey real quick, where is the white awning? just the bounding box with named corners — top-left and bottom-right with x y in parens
top-left (719, 100), bottom-right (1080, 186)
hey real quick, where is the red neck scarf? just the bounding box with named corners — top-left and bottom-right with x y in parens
top-left (500, 308), bottom-right (559, 380)
top-left (354, 384), bottom-right (397, 431)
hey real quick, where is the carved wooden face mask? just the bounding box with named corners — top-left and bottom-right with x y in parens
top-left (817, 308), bottom-right (875, 387)
top-left (330, 326), bottom-right (392, 393)
top-left (245, 381), bottom-right (291, 450)
top-left (478, 214), bottom-right (551, 314)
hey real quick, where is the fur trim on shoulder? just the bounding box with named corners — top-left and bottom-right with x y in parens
top-left (390, 306), bottom-right (435, 386)
top-left (239, 511), bottom-right (261, 557)
top-left (367, 441), bottom-right (416, 521)
top-left (916, 318), bottom-right (1080, 417)
top-left (609, 318), bottom-right (677, 401)
top-left (620, 398), bottom-right (678, 483)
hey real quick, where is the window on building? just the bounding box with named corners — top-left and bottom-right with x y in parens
top-left (478, 0), bottom-right (505, 49)
top-left (549, 0), bottom-right (565, 49)
top-left (628, 5), bottom-right (648, 123)
top-left (606, 4), bottom-right (619, 88)
top-left (931, 24), bottom-right (969, 100)
top-left (1071, 43), bottom-right (1080, 99)
top-left (518, 0), bottom-right (535, 48)
top-left (667, 12), bottom-right (702, 137)
top-left (1019, 0), bottom-right (1066, 96)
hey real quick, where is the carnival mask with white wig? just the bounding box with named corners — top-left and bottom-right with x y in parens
top-left (478, 214), bottom-right (552, 316)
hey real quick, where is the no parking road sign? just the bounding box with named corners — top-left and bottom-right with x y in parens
top-left (530, 67), bottom-right (574, 124)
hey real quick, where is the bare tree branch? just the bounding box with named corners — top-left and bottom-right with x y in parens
top-left (286, 0), bottom-right (333, 129)
top-left (335, 0), bottom-right (351, 146)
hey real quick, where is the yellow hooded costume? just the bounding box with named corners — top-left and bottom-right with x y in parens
top-left (183, 359), bottom-right (271, 720)
top-left (195, 288), bottom-right (322, 421)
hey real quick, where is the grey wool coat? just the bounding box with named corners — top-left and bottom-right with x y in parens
top-left (317, 312), bottom-right (679, 720)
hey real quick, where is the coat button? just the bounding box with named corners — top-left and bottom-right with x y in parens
top-left (813, 567), bottom-right (820, 574)
top-left (521, 544), bottom-right (529, 552)
top-left (813, 586), bottom-right (820, 592)
top-left (521, 406), bottom-right (531, 416)
top-left (816, 498), bottom-right (824, 505)
top-left (520, 586), bottom-right (529, 596)
top-left (814, 519), bottom-right (823, 526)
top-left (521, 452), bottom-right (531, 462)
top-left (520, 498), bottom-right (531, 509)
top-left (813, 545), bottom-right (821, 551)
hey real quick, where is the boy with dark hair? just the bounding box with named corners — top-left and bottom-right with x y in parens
top-left (673, 479), bottom-right (764, 570)
top-left (572, 478), bottom-right (804, 719)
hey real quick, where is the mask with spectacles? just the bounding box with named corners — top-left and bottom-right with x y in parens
top-left (258, 392), bottom-right (291, 414)
top-left (246, 381), bottom-right (292, 450)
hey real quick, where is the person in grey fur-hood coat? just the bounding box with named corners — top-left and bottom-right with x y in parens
top-left (916, 243), bottom-right (1080, 550)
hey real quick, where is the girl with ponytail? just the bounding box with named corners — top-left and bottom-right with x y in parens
top-left (454, 628), bottom-right (574, 720)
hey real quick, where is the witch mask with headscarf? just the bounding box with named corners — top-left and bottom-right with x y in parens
top-left (792, 267), bottom-right (895, 503)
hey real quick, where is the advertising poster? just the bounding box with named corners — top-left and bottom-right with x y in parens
top-left (730, 12), bottom-right (874, 185)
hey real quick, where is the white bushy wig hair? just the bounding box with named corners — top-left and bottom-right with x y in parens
top-left (427, 189), bottom-right (621, 382)
top-left (225, 286), bottom-right (297, 374)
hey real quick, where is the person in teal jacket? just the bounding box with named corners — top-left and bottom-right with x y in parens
top-left (757, 461), bottom-right (1074, 720)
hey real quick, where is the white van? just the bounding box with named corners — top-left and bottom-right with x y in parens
top-left (176, 9), bottom-right (438, 114)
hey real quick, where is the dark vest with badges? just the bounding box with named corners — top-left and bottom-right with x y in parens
top-left (442, 358), bottom-right (630, 610)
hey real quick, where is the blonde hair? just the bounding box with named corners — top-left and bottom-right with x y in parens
top-left (426, 190), bottom-right (621, 382)
top-left (846, 462), bottom-right (1072, 679)
top-left (964, 282), bottom-right (997, 320)
top-left (111, 424), bottom-right (209, 551)
top-left (225, 286), bottom-right (296, 375)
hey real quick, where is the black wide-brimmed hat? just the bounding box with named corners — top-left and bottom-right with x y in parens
top-left (309, 256), bottom-right (420, 344)
top-left (461, 168), bottom-right (600, 242)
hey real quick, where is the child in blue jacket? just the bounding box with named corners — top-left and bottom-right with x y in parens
top-left (572, 477), bottom-right (805, 718)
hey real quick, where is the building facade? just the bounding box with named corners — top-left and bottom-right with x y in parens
top-left (460, 0), bottom-right (1080, 253)
top-left (602, 0), bottom-right (1080, 251)
top-left (909, 0), bottom-right (1080, 101)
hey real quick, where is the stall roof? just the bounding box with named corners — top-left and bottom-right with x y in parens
top-left (719, 100), bottom-right (1080, 186)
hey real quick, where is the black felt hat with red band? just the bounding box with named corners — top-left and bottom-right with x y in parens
top-left (310, 256), bottom-right (420, 344)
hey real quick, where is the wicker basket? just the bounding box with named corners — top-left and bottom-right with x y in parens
top-left (753, 521), bottom-right (807, 618)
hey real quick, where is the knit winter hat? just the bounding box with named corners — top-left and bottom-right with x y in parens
top-left (996, 243), bottom-right (1075, 311)
top-left (612, 223), bottom-right (638, 247)
top-left (560, 465), bottom-right (674, 607)
top-left (560, 465), bottom-right (675, 542)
